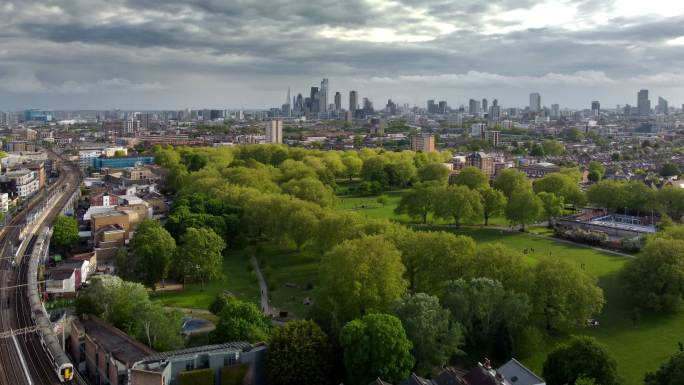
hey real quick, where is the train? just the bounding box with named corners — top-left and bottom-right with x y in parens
top-left (26, 226), bottom-right (74, 382)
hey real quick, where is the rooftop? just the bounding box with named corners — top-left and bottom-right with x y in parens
top-left (133, 342), bottom-right (255, 372)
top-left (81, 317), bottom-right (154, 365)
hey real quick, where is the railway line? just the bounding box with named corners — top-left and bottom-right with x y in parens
top-left (0, 150), bottom-right (83, 385)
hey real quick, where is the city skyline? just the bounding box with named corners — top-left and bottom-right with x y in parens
top-left (0, 1), bottom-right (684, 109)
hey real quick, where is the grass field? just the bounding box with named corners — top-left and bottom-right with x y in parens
top-left (441, 227), bottom-right (680, 385)
top-left (256, 244), bottom-right (319, 318)
top-left (154, 197), bottom-right (680, 383)
top-left (153, 250), bottom-right (260, 309)
top-left (336, 190), bottom-right (510, 226)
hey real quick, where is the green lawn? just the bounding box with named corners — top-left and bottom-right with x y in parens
top-left (153, 250), bottom-right (260, 309)
top-left (154, 217), bottom-right (679, 383)
top-left (336, 190), bottom-right (510, 225)
top-left (256, 243), bottom-right (319, 318)
top-left (440, 227), bottom-right (679, 385)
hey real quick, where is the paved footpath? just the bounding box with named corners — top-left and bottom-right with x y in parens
top-left (250, 256), bottom-right (272, 316)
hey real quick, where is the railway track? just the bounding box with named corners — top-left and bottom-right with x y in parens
top-left (0, 150), bottom-right (82, 385)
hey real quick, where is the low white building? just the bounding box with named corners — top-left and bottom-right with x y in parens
top-left (3, 169), bottom-right (40, 197)
top-left (46, 269), bottom-right (76, 294)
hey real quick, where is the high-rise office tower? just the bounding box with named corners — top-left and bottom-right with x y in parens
top-left (438, 101), bottom-right (447, 114)
top-left (363, 98), bottom-right (374, 114)
top-left (319, 78), bottom-right (329, 113)
top-left (489, 99), bottom-right (501, 120)
top-left (427, 100), bottom-right (436, 113)
top-left (638, 89), bottom-right (650, 116)
top-left (469, 99), bottom-right (480, 114)
top-left (295, 94), bottom-right (304, 114)
top-left (591, 101), bottom-right (600, 117)
top-left (551, 104), bottom-right (560, 118)
top-left (349, 91), bottom-right (358, 117)
top-left (334, 92), bottom-right (342, 112)
top-left (529, 93), bottom-right (541, 112)
top-left (482, 98), bottom-right (488, 113)
top-left (386, 99), bottom-right (397, 115)
top-left (310, 87), bottom-right (319, 114)
top-left (284, 88), bottom-right (292, 117)
top-left (657, 96), bottom-right (668, 115)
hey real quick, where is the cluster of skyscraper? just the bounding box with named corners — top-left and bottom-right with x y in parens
top-left (283, 79), bottom-right (377, 120)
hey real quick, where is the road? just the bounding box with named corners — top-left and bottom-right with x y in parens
top-left (0, 150), bottom-right (82, 385)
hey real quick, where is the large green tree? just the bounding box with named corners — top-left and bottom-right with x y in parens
top-left (478, 186), bottom-right (507, 226)
top-left (434, 185), bottom-right (483, 227)
top-left (267, 320), bottom-right (333, 385)
top-left (657, 186), bottom-right (684, 220)
top-left (317, 236), bottom-right (407, 325)
top-left (173, 227), bottom-right (226, 288)
top-left (394, 182), bottom-right (442, 224)
top-left (587, 161), bottom-right (605, 181)
top-left (131, 219), bottom-right (176, 288)
top-left (393, 293), bottom-right (463, 375)
top-left (493, 168), bottom-right (530, 198)
top-left (505, 188), bottom-right (542, 230)
top-left (342, 153), bottom-right (363, 181)
top-left (530, 259), bottom-right (604, 331)
top-left (453, 166), bottom-right (489, 190)
top-left (537, 192), bottom-right (565, 221)
top-left (388, 229), bottom-right (476, 295)
top-left (75, 276), bottom-right (183, 351)
top-left (542, 140), bottom-right (565, 156)
top-left (468, 243), bottom-right (529, 292)
top-left (442, 278), bottom-right (530, 361)
top-left (542, 336), bottom-right (619, 385)
top-left (339, 313), bottom-right (414, 385)
top-left (417, 162), bottom-right (450, 185)
top-left (52, 215), bottom-right (79, 254)
top-left (645, 351), bottom-right (684, 385)
top-left (282, 177), bottom-right (336, 207)
top-left (622, 238), bottom-right (684, 312)
top-left (533, 172), bottom-right (585, 208)
top-left (213, 299), bottom-right (271, 343)
top-left (587, 180), bottom-right (627, 213)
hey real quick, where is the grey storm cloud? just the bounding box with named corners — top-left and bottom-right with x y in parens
top-left (0, 0), bottom-right (683, 109)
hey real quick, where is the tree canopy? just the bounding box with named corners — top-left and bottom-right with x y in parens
top-left (130, 219), bottom-right (176, 288)
top-left (645, 351), bottom-right (684, 385)
top-left (478, 186), bottom-right (507, 226)
top-left (339, 313), bottom-right (414, 385)
top-left (494, 169), bottom-right (529, 198)
top-left (442, 278), bottom-right (530, 361)
top-left (267, 320), bottom-right (333, 385)
top-left (393, 293), bottom-right (463, 375)
top-left (173, 227), bottom-right (226, 287)
top-left (317, 236), bottom-right (408, 325)
top-left (435, 185), bottom-right (483, 227)
top-left (417, 162), bottom-right (450, 185)
top-left (530, 259), bottom-right (604, 331)
top-left (213, 298), bottom-right (271, 343)
top-left (542, 335), bottom-right (619, 385)
top-left (622, 238), bottom-right (684, 312)
top-left (52, 215), bottom-right (79, 251)
top-left (453, 166), bottom-right (489, 190)
top-left (505, 188), bottom-right (542, 230)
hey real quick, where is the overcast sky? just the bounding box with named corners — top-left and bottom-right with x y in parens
top-left (1, 0), bottom-right (683, 110)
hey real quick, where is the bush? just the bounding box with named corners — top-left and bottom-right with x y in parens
top-left (620, 236), bottom-right (643, 253)
top-left (554, 226), bottom-right (608, 245)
